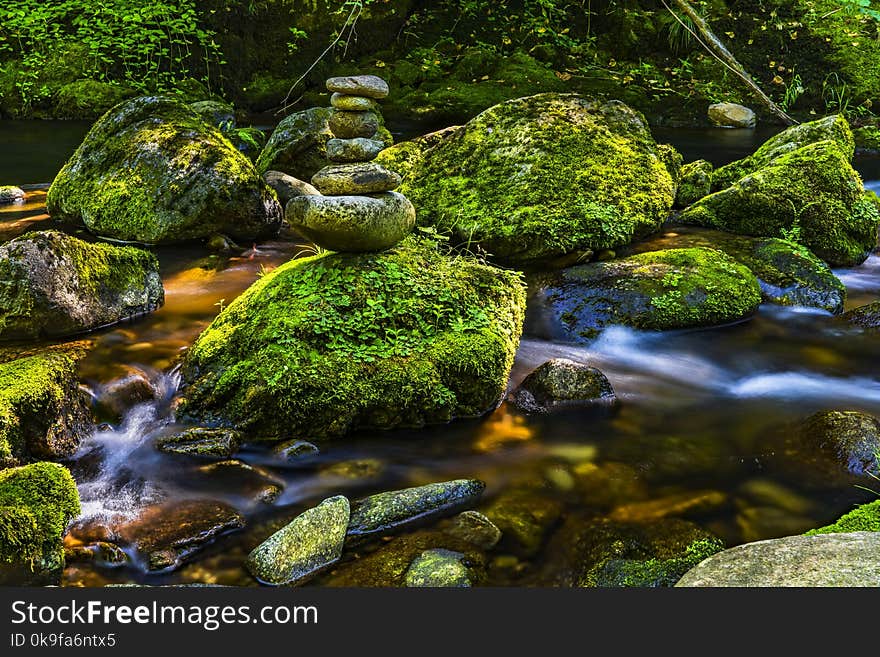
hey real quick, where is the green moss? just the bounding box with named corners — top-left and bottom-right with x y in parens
top-left (0, 462), bottom-right (80, 569)
top-left (595, 537), bottom-right (724, 587)
top-left (806, 499), bottom-right (880, 535)
top-left (675, 159), bottom-right (713, 208)
top-left (399, 93), bottom-right (675, 264)
top-left (854, 126), bottom-right (880, 151)
top-left (52, 80), bottom-right (134, 120)
top-left (180, 237), bottom-right (526, 440)
top-left (680, 140), bottom-right (878, 267)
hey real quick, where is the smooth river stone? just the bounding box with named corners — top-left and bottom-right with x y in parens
top-left (326, 75), bottom-right (389, 99)
top-left (405, 549), bottom-right (472, 587)
top-left (0, 186), bottom-right (25, 204)
top-left (286, 191), bottom-right (415, 252)
top-left (245, 495), bottom-right (350, 586)
top-left (263, 170), bottom-right (320, 207)
top-left (330, 93), bottom-right (375, 111)
top-left (326, 137), bottom-right (385, 163)
top-left (346, 479), bottom-right (486, 542)
top-left (329, 110), bottom-right (379, 139)
top-left (312, 162), bottom-right (401, 195)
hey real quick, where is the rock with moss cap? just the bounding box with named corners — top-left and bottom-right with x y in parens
top-left (711, 114), bottom-right (855, 190)
top-left (680, 140), bottom-right (878, 267)
top-left (526, 247), bottom-right (761, 341)
top-left (246, 495), bottom-right (349, 586)
top-left (0, 230), bottom-right (163, 340)
top-left (0, 462), bottom-right (80, 584)
top-left (156, 427), bottom-right (242, 458)
top-left (629, 227), bottom-right (846, 313)
top-left (806, 499), bottom-right (880, 535)
top-left (396, 93), bottom-right (676, 264)
top-left (0, 347), bottom-right (92, 465)
top-left (178, 238), bottom-right (525, 439)
top-left (47, 95), bottom-right (282, 244)
top-left (675, 160), bottom-right (713, 208)
top-left (508, 358), bottom-right (616, 414)
top-left (839, 301), bottom-right (880, 329)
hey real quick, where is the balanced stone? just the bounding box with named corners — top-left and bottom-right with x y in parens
top-left (263, 170), bottom-right (320, 207)
top-left (329, 110), bottom-right (379, 139)
top-left (312, 163), bottom-right (401, 195)
top-left (286, 192), bottom-right (416, 252)
top-left (331, 93), bottom-right (375, 111)
top-left (327, 137), bottom-right (385, 163)
top-left (326, 75), bottom-right (389, 99)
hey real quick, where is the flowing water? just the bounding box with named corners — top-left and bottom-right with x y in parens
top-left (1, 122), bottom-right (879, 586)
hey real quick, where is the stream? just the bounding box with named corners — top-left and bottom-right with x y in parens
top-left (2, 119), bottom-right (879, 586)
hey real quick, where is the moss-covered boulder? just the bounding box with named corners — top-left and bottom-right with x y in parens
top-left (675, 159), bottom-right (713, 208)
top-left (854, 126), bottom-right (880, 152)
top-left (0, 348), bottom-right (92, 466)
top-left (0, 230), bottom-right (163, 340)
top-left (806, 499), bottom-right (880, 535)
top-left (711, 115), bottom-right (855, 190)
top-left (0, 462), bottom-right (80, 585)
top-left (47, 95), bottom-right (282, 244)
top-left (179, 237), bottom-right (526, 440)
top-left (395, 94), bottom-right (675, 264)
top-left (629, 227), bottom-right (846, 313)
top-left (679, 140), bottom-right (879, 267)
top-left (527, 247), bottom-right (761, 341)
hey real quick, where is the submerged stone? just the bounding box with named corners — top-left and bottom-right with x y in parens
top-left (0, 230), bottom-right (164, 340)
top-left (0, 462), bottom-right (80, 585)
top-left (347, 479), bottom-right (486, 541)
top-left (527, 247), bottom-right (761, 341)
top-left (156, 427), bottom-right (242, 458)
top-left (507, 358), bottom-right (616, 414)
top-left (272, 439), bottom-right (320, 462)
top-left (676, 532), bottom-right (880, 587)
top-left (839, 301), bottom-right (880, 329)
top-left (443, 510), bottom-right (502, 550)
top-left (246, 495), bottom-right (349, 586)
top-left (326, 75), bottom-right (390, 99)
top-left (404, 549), bottom-right (472, 587)
top-left (482, 488), bottom-right (563, 557)
top-left (94, 366), bottom-right (157, 420)
top-left (326, 137), bottom-right (385, 163)
top-left (396, 93), bottom-right (676, 264)
top-left (179, 238), bottom-right (525, 440)
top-left (311, 162), bottom-right (401, 195)
top-left (286, 191), bottom-right (415, 252)
top-left (47, 96), bottom-right (282, 244)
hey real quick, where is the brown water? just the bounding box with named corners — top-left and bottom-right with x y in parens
top-left (2, 124), bottom-right (879, 587)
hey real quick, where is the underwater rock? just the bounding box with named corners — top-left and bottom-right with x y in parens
top-left (443, 510), bottom-right (502, 550)
top-left (482, 488), bottom-right (563, 557)
top-left (839, 301), bottom-right (880, 329)
top-left (404, 548), bottom-right (472, 587)
top-left (272, 439), bottom-right (320, 462)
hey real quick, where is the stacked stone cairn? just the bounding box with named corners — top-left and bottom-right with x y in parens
top-left (286, 75), bottom-right (416, 252)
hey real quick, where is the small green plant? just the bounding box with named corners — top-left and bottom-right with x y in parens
top-left (781, 73), bottom-right (804, 112)
top-left (294, 242), bottom-right (330, 259)
top-left (214, 298), bottom-right (226, 313)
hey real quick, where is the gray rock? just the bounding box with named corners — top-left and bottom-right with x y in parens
top-left (156, 427), bottom-right (242, 458)
top-left (404, 549), bottom-right (471, 587)
top-left (188, 100), bottom-right (235, 130)
top-left (246, 495), bottom-right (350, 585)
top-left (263, 170), bottom-right (320, 207)
top-left (331, 93), bottom-right (376, 111)
top-left (326, 75), bottom-right (389, 99)
top-left (708, 102), bottom-right (756, 129)
top-left (676, 532), bottom-right (880, 586)
top-left (507, 358), bottom-right (616, 414)
top-left (311, 162), bottom-right (401, 195)
top-left (286, 191), bottom-right (415, 252)
top-left (0, 186), bottom-right (25, 204)
top-left (347, 479), bottom-right (486, 542)
top-left (444, 510), bottom-right (502, 550)
top-left (256, 107), bottom-right (335, 180)
top-left (326, 137), bottom-right (385, 163)
top-left (272, 439), bottom-right (320, 462)
top-left (329, 110), bottom-right (379, 139)
top-left (839, 301), bottom-right (880, 329)
top-left (94, 366), bottom-right (156, 419)
top-left (0, 230), bottom-right (164, 340)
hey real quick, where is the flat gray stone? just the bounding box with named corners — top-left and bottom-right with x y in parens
top-left (263, 170), bottom-right (320, 207)
top-left (326, 137), bottom-right (385, 163)
top-left (331, 93), bottom-right (375, 111)
top-left (347, 479), bottom-right (486, 542)
top-left (312, 162), bottom-right (401, 195)
top-left (329, 110), bottom-right (379, 139)
top-left (405, 549), bottom-right (471, 587)
top-left (708, 102), bottom-right (757, 129)
top-left (326, 75), bottom-right (389, 99)
top-left (676, 532), bottom-right (880, 587)
top-left (286, 191), bottom-right (415, 252)
top-left (245, 495), bottom-right (350, 586)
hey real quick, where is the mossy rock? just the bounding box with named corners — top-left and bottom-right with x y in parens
top-left (397, 93), bottom-right (676, 264)
top-left (839, 301), bottom-right (880, 329)
top-left (629, 227), bottom-right (846, 314)
top-left (806, 499), bottom-right (880, 535)
top-left (679, 140), bottom-right (878, 267)
top-left (854, 126), bottom-right (880, 152)
top-left (527, 247), bottom-right (761, 341)
top-left (0, 230), bottom-right (164, 340)
top-left (189, 100), bottom-right (235, 129)
top-left (0, 348), bottom-right (92, 465)
top-left (47, 95), bottom-right (282, 244)
top-left (711, 115), bottom-right (855, 190)
top-left (675, 159), bottom-right (713, 208)
top-left (52, 80), bottom-right (134, 120)
top-left (0, 462), bottom-right (80, 585)
top-left (179, 237), bottom-right (526, 440)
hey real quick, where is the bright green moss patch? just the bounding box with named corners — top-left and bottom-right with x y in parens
top-left (675, 159), bottom-right (713, 208)
top-left (52, 80), bottom-right (134, 120)
top-left (806, 500), bottom-right (880, 535)
top-left (180, 237), bottom-right (526, 440)
top-left (0, 462), bottom-right (80, 569)
top-left (594, 537), bottom-right (724, 587)
top-left (398, 93), bottom-right (675, 264)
